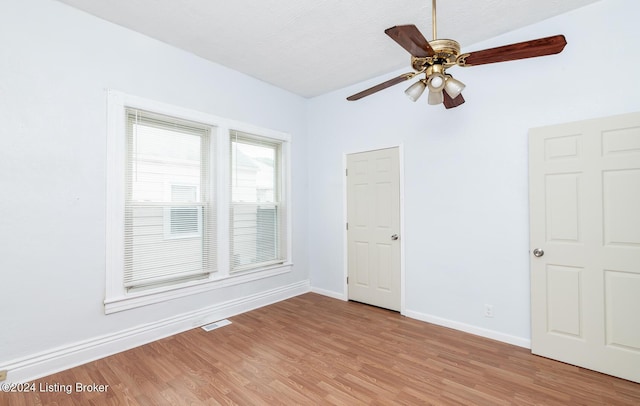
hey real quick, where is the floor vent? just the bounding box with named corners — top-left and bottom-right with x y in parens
top-left (201, 319), bottom-right (232, 332)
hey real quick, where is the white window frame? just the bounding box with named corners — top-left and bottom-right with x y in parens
top-left (106, 90), bottom-right (292, 314)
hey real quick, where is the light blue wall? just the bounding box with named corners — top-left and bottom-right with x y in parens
top-left (0, 0), bottom-right (308, 362)
top-left (306, 0), bottom-right (640, 343)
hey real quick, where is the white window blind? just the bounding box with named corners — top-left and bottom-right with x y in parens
top-left (125, 109), bottom-right (215, 290)
top-left (230, 131), bottom-right (285, 272)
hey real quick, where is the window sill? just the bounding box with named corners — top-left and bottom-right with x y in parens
top-left (104, 263), bottom-right (293, 314)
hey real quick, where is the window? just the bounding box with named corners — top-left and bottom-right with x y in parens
top-left (230, 132), bottom-right (286, 272)
top-left (125, 110), bottom-right (213, 290)
top-left (106, 91), bottom-right (292, 313)
top-left (165, 184), bottom-right (202, 238)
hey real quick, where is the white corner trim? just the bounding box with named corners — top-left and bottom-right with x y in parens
top-left (2, 281), bottom-right (310, 384)
top-left (403, 309), bottom-right (531, 349)
top-left (310, 286), bottom-right (347, 301)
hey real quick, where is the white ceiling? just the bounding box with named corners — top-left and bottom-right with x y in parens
top-left (55, 0), bottom-right (600, 98)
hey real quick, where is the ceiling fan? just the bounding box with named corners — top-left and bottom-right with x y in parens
top-left (346, 0), bottom-right (567, 108)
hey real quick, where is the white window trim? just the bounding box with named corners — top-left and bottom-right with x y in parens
top-left (106, 90), bottom-right (292, 314)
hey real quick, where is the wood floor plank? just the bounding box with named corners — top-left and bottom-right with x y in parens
top-left (2, 293), bottom-right (639, 405)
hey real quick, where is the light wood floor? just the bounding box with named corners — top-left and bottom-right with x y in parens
top-left (3, 293), bottom-right (639, 405)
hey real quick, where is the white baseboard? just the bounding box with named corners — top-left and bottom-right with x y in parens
top-left (2, 280), bottom-right (310, 384)
top-left (310, 286), bottom-right (347, 301)
top-left (308, 290), bottom-right (530, 349)
top-left (403, 309), bottom-right (531, 349)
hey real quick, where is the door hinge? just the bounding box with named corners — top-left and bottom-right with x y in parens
top-left (347, 276), bottom-right (349, 284)
top-left (346, 222), bottom-right (349, 230)
top-left (345, 168), bottom-right (348, 176)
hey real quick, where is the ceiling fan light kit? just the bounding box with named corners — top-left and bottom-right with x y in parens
top-left (426, 72), bottom-right (445, 91)
top-left (427, 88), bottom-right (444, 105)
top-left (443, 76), bottom-right (465, 99)
top-left (404, 80), bottom-right (427, 102)
top-left (347, 0), bottom-right (567, 109)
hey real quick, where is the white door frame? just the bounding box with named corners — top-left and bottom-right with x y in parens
top-left (343, 144), bottom-right (405, 314)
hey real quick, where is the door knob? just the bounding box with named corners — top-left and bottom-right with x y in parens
top-left (391, 234), bottom-right (399, 240)
top-left (533, 248), bottom-right (544, 257)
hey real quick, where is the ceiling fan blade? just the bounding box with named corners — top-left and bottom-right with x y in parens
top-left (385, 25), bottom-right (435, 57)
top-left (443, 92), bottom-right (465, 109)
top-left (461, 35), bottom-right (567, 66)
top-left (346, 73), bottom-right (415, 101)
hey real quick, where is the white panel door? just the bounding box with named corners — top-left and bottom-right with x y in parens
top-left (529, 112), bottom-right (640, 383)
top-left (347, 147), bottom-right (401, 311)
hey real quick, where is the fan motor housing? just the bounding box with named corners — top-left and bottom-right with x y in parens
top-left (411, 38), bottom-right (461, 71)
top-left (430, 39), bottom-right (460, 59)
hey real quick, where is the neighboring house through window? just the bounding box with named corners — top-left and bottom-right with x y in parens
top-left (165, 184), bottom-right (202, 239)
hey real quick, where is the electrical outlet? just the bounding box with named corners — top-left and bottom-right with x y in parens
top-left (484, 304), bottom-right (494, 318)
top-left (0, 370), bottom-right (7, 381)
